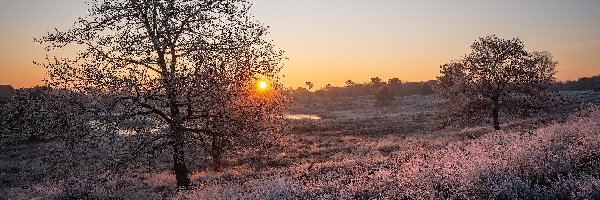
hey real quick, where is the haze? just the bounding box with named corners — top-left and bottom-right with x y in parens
top-left (1, 0), bottom-right (599, 89)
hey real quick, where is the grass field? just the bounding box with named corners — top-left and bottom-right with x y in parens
top-left (2, 92), bottom-right (600, 199)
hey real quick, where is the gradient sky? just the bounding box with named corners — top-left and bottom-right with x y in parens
top-left (1, 0), bottom-right (599, 89)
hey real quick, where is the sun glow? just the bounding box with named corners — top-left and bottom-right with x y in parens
top-left (258, 81), bottom-right (268, 90)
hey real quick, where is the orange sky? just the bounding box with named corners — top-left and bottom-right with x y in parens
top-left (1, 0), bottom-right (600, 89)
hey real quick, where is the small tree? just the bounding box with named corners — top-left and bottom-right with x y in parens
top-left (345, 80), bottom-right (356, 87)
top-left (435, 35), bottom-right (557, 130)
top-left (37, 0), bottom-right (285, 188)
top-left (388, 78), bottom-right (401, 85)
top-left (371, 77), bottom-right (383, 89)
top-left (305, 82), bottom-right (314, 91)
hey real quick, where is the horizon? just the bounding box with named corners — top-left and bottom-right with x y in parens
top-left (1, 0), bottom-right (600, 89)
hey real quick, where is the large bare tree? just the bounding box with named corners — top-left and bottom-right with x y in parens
top-left (435, 35), bottom-right (557, 130)
top-left (36, 0), bottom-right (285, 188)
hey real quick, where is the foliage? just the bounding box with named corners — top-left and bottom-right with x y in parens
top-left (435, 35), bottom-right (559, 130)
top-left (35, 0), bottom-right (285, 188)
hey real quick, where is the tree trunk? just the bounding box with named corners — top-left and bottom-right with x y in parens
top-left (212, 136), bottom-right (222, 172)
top-left (165, 69), bottom-right (189, 188)
top-left (212, 153), bottom-right (222, 172)
top-left (172, 141), bottom-right (190, 188)
top-left (491, 96), bottom-right (501, 130)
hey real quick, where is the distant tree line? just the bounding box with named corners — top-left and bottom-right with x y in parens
top-left (554, 75), bottom-right (600, 91)
top-left (292, 78), bottom-right (436, 99)
top-left (290, 74), bottom-right (600, 101)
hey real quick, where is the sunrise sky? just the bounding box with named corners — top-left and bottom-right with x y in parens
top-left (1, 0), bottom-right (599, 89)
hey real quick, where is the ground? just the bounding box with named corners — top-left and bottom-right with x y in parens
top-left (1, 92), bottom-right (600, 199)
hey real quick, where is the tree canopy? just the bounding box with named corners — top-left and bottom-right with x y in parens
top-left (435, 35), bottom-right (558, 130)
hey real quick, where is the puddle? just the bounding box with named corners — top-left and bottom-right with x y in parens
top-left (285, 114), bottom-right (322, 120)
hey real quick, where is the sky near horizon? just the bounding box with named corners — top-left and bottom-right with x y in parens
top-left (1, 0), bottom-right (599, 89)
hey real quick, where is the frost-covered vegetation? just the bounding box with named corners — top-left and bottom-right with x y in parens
top-left (2, 92), bottom-right (599, 199)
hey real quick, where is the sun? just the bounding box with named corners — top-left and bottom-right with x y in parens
top-left (258, 81), bottom-right (268, 90)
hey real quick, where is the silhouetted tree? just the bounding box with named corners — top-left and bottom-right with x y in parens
top-left (371, 77), bottom-right (381, 84)
top-left (435, 35), bottom-right (557, 130)
top-left (345, 80), bottom-right (356, 87)
top-left (371, 77), bottom-right (384, 89)
top-left (388, 78), bottom-right (401, 85)
top-left (36, 0), bottom-right (285, 188)
top-left (306, 82), bottom-right (314, 91)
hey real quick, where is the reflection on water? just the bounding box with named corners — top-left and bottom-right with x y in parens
top-left (285, 114), bottom-right (322, 120)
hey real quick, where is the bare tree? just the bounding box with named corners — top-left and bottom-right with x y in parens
top-left (36, 0), bottom-right (285, 188)
top-left (435, 35), bottom-right (557, 130)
